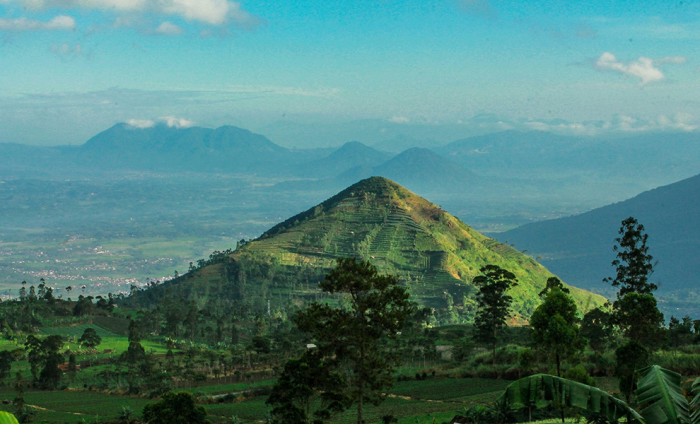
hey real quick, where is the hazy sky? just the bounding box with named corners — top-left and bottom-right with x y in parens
top-left (1, 0), bottom-right (699, 145)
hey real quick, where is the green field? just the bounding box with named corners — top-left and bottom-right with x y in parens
top-left (0, 376), bottom-right (520, 423)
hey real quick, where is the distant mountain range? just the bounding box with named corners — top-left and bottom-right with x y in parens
top-left (137, 177), bottom-right (604, 322)
top-left (497, 172), bottom-right (700, 315)
top-left (3, 124), bottom-right (699, 189)
top-left (3, 124), bottom-right (700, 226)
top-left (434, 130), bottom-right (700, 186)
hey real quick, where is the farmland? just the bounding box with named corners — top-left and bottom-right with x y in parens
top-left (0, 376), bottom-right (518, 423)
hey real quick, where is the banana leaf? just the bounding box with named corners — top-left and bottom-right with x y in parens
top-left (0, 412), bottom-right (19, 424)
top-left (686, 375), bottom-right (700, 424)
top-left (498, 374), bottom-right (644, 423)
top-left (636, 365), bottom-right (689, 424)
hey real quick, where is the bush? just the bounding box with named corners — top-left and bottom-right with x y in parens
top-left (518, 348), bottom-right (535, 370)
top-left (142, 392), bottom-right (209, 424)
top-left (564, 365), bottom-right (596, 386)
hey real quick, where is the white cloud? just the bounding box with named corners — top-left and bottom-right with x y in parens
top-left (594, 52), bottom-right (687, 85)
top-left (1, 0), bottom-right (259, 27)
top-left (161, 116), bottom-right (194, 128)
top-left (155, 21), bottom-right (183, 35)
top-left (125, 116), bottom-right (194, 128)
top-left (126, 119), bottom-right (155, 129)
top-left (0, 14), bottom-right (75, 31)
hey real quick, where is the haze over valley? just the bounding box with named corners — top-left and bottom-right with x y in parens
top-left (2, 121), bottom-right (700, 317)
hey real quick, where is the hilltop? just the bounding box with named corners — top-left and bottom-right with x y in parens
top-left (141, 177), bottom-right (604, 322)
top-left (498, 172), bottom-right (700, 313)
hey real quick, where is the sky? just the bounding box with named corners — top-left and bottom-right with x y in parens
top-left (1, 0), bottom-right (699, 146)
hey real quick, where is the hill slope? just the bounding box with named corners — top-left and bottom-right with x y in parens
top-left (147, 177), bottom-right (603, 322)
top-left (498, 173), bottom-right (700, 313)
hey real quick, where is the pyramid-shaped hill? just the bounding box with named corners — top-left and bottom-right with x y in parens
top-left (152, 177), bottom-right (604, 322)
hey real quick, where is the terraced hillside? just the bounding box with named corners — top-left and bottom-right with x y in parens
top-left (144, 177), bottom-right (604, 322)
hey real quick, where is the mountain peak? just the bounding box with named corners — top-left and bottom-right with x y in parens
top-left (345, 176), bottom-right (405, 195)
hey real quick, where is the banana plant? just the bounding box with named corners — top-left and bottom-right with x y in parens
top-left (0, 412), bottom-right (19, 424)
top-left (497, 365), bottom-right (700, 424)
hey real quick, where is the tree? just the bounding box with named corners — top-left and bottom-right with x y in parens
top-left (293, 258), bottom-right (415, 424)
top-left (0, 351), bottom-right (14, 382)
top-left (142, 391), bottom-right (209, 424)
top-left (668, 315), bottom-right (693, 350)
top-left (604, 217), bottom-right (657, 298)
top-left (615, 339), bottom-right (650, 403)
top-left (580, 307), bottom-right (613, 353)
top-left (13, 372), bottom-right (28, 423)
top-left (266, 350), bottom-right (349, 423)
top-left (538, 276), bottom-right (569, 298)
top-left (529, 287), bottom-right (584, 377)
top-left (472, 265), bottom-right (518, 366)
top-left (38, 349), bottom-right (63, 389)
top-left (24, 335), bottom-right (63, 387)
top-left (123, 320), bottom-right (145, 363)
top-left (72, 296), bottom-right (94, 316)
top-left (251, 336), bottom-right (271, 354)
top-left (610, 292), bottom-right (664, 348)
top-left (78, 327), bottom-right (102, 349)
top-left (604, 217), bottom-right (664, 400)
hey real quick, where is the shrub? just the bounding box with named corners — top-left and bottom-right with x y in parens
top-left (142, 392), bottom-right (209, 424)
top-left (564, 365), bottom-right (596, 386)
top-left (518, 348), bottom-right (535, 370)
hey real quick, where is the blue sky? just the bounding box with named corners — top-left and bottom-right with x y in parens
top-left (1, 0), bottom-right (699, 146)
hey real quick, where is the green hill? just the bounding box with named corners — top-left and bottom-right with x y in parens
top-left (143, 177), bottom-right (603, 323)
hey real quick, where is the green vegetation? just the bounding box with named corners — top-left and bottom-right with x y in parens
top-left (472, 265), bottom-right (518, 366)
top-left (134, 177), bottom-right (604, 324)
top-left (1, 182), bottom-right (700, 424)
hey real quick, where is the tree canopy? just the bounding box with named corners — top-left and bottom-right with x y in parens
top-left (472, 265), bottom-right (518, 366)
top-left (286, 257), bottom-right (416, 424)
top-left (530, 287), bottom-right (584, 377)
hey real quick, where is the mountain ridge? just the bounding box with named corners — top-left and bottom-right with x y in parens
top-left (498, 172), bottom-right (700, 313)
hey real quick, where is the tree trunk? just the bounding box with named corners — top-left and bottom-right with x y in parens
top-left (492, 343), bottom-right (496, 367)
top-left (556, 353), bottom-right (561, 377)
top-left (358, 395), bottom-right (363, 424)
top-left (358, 345), bottom-right (364, 424)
